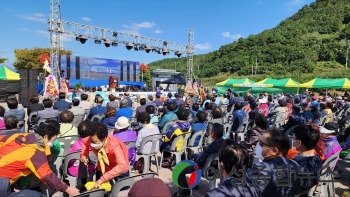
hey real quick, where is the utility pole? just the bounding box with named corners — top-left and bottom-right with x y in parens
top-left (252, 64), bottom-right (253, 75)
top-left (255, 56), bottom-right (258, 75)
top-left (346, 39), bottom-right (349, 69)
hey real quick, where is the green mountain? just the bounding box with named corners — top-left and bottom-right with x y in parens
top-left (148, 0), bottom-right (350, 84)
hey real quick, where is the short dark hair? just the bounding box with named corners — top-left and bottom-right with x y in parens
top-left (235, 102), bottom-right (243, 110)
top-left (320, 103), bottom-right (326, 110)
top-left (205, 102), bottom-right (212, 110)
top-left (148, 95), bottom-right (154, 101)
top-left (219, 141), bottom-right (250, 178)
top-left (60, 110), bottom-right (74, 123)
top-left (211, 123), bottom-right (224, 138)
top-left (167, 93), bottom-right (172, 98)
top-left (45, 119), bottom-right (60, 133)
top-left (326, 102), bottom-right (333, 109)
top-left (95, 95), bottom-right (104, 104)
top-left (146, 105), bottom-right (155, 114)
top-left (210, 96), bottom-right (216, 102)
top-left (30, 95), bottom-right (40, 103)
top-left (5, 115), bottom-right (18, 129)
top-left (108, 94), bottom-right (116, 101)
top-left (292, 105), bottom-right (301, 113)
top-left (196, 111), bottom-right (207, 123)
top-left (255, 114), bottom-right (267, 130)
top-left (138, 112), bottom-right (150, 124)
top-left (7, 98), bottom-right (18, 109)
top-left (72, 98), bottom-right (80, 106)
top-left (90, 122), bottom-right (108, 140)
top-left (156, 94), bottom-right (161, 99)
top-left (176, 108), bottom-right (190, 121)
top-left (78, 120), bottom-right (93, 138)
top-left (105, 107), bottom-right (117, 118)
top-left (167, 102), bottom-right (176, 111)
top-left (35, 123), bottom-right (60, 140)
top-left (140, 98), bottom-right (146, 105)
top-left (59, 92), bottom-right (66, 99)
top-left (43, 98), bottom-right (53, 108)
top-left (279, 100), bottom-right (288, 107)
top-left (0, 106), bottom-right (5, 117)
top-left (81, 94), bottom-right (88, 101)
top-left (294, 97), bottom-right (300, 104)
top-left (265, 129), bottom-right (290, 156)
top-left (293, 125), bottom-right (320, 150)
top-left (212, 107), bottom-right (222, 119)
top-left (192, 103), bottom-right (199, 112)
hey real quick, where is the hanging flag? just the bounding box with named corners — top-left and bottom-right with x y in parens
top-left (43, 59), bottom-right (51, 73)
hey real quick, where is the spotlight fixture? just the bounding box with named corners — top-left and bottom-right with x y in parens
top-left (94, 40), bottom-right (101, 44)
top-left (125, 42), bottom-right (133, 50)
top-left (111, 42), bottom-right (118, 47)
top-left (76, 35), bottom-right (87, 44)
top-left (175, 51), bottom-right (182, 58)
top-left (112, 31), bottom-right (118, 37)
top-left (134, 46), bottom-right (139, 51)
top-left (103, 39), bottom-right (111, 47)
top-left (145, 45), bottom-right (152, 53)
top-left (162, 48), bottom-right (169, 56)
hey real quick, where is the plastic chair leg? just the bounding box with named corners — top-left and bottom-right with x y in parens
top-left (143, 155), bottom-right (150, 173)
top-left (154, 154), bottom-right (159, 176)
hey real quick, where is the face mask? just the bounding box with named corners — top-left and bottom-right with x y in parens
top-left (255, 143), bottom-right (265, 161)
top-left (47, 142), bottom-right (53, 147)
top-left (91, 142), bottom-right (103, 150)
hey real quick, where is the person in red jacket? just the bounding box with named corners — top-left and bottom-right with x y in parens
top-left (80, 122), bottom-right (129, 189)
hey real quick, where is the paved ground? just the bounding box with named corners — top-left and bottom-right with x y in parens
top-left (3, 102), bottom-right (349, 197)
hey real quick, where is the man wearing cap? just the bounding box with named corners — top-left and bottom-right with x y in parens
top-left (310, 101), bottom-right (321, 124)
top-left (301, 102), bottom-right (314, 123)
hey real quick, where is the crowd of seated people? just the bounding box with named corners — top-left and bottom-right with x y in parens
top-left (2, 90), bottom-right (350, 197)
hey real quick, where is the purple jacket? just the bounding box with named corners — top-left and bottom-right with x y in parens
top-left (113, 130), bottom-right (137, 165)
top-left (324, 136), bottom-right (342, 160)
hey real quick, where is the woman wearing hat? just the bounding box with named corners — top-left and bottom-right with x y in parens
top-left (320, 122), bottom-right (341, 160)
top-left (258, 97), bottom-right (269, 116)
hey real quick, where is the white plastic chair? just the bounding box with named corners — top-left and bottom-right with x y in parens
top-left (55, 135), bottom-right (79, 179)
top-left (110, 173), bottom-right (155, 197)
top-left (90, 114), bottom-right (105, 122)
top-left (159, 132), bottom-right (191, 169)
top-left (186, 129), bottom-right (206, 159)
top-left (137, 134), bottom-right (163, 175)
top-left (201, 153), bottom-right (221, 190)
top-left (160, 121), bottom-right (176, 134)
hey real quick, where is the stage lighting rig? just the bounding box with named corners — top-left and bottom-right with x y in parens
top-left (125, 42), bottom-right (133, 50)
top-left (144, 45), bottom-right (152, 53)
top-left (94, 40), bottom-right (101, 44)
top-left (111, 42), bottom-right (118, 47)
top-left (162, 48), bottom-right (169, 56)
top-left (175, 51), bottom-right (182, 57)
top-left (103, 39), bottom-right (111, 47)
top-left (76, 35), bottom-right (87, 44)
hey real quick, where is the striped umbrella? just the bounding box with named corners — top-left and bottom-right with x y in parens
top-left (0, 66), bottom-right (20, 80)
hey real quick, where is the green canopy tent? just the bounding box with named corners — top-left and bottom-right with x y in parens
top-left (0, 65), bottom-right (20, 101)
top-left (216, 78), bottom-right (255, 96)
top-left (256, 78), bottom-right (301, 93)
top-left (299, 78), bottom-right (350, 89)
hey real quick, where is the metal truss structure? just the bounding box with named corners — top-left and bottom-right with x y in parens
top-left (48, 0), bottom-right (195, 83)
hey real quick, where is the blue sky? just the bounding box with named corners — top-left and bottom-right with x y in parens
top-left (0, 0), bottom-right (314, 71)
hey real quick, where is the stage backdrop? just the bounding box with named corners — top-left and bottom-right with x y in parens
top-left (60, 55), bottom-right (140, 82)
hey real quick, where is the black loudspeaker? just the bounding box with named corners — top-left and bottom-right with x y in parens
top-left (20, 88), bottom-right (29, 107)
top-left (39, 76), bottom-right (46, 84)
top-left (28, 70), bottom-right (38, 81)
top-left (76, 56), bottom-right (80, 79)
top-left (127, 61), bottom-right (130, 81)
top-left (20, 70), bottom-right (29, 88)
top-left (133, 62), bottom-right (137, 81)
top-left (120, 61), bottom-right (124, 81)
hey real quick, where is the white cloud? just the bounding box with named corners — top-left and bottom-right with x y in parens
top-left (133, 22), bottom-right (156, 29)
top-left (21, 28), bottom-right (30, 32)
top-left (36, 30), bottom-right (49, 38)
top-left (32, 13), bottom-right (45, 17)
top-left (6, 8), bottom-right (13, 12)
top-left (195, 43), bottom-right (211, 50)
top-left (122, 24), bottom-right (129, 28)
top-left (17, 14), bottom-right (46, 23)
top-left (81, 17), bottom-right (91, 22)
top-left (89, 59), bottom-right (108, 65)
top-left (62, 34), bottom-right (75, 41)
top-left (288, 0), bottom-right (304, 5)
top-left (154, 30), bottom-right (162, 34)
top-left (222, 32), bottom-right (243, 40)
